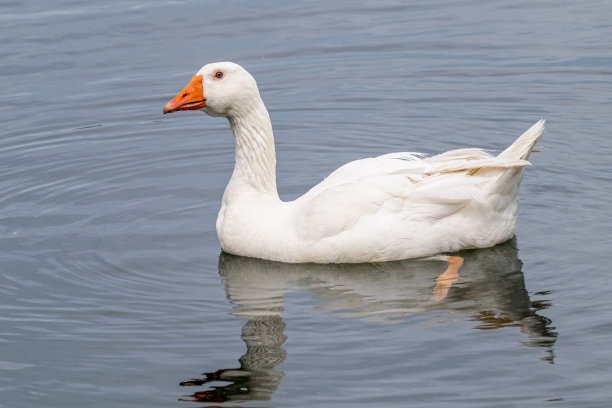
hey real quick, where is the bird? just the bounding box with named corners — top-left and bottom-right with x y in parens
top-left (163, 61), bottom-right (544, 264)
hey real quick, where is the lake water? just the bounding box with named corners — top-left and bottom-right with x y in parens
top-left (1, 1), bottom-right (611, 407)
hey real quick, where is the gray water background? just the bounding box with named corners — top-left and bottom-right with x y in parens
top-left (1, 1), bottom-right (612, 407)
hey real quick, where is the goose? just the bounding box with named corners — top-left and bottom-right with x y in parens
top-left (163, 61), bottom-right (544, 264)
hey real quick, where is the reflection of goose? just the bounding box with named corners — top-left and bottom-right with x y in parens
top-left (219, 238), bottom-right (555, 337)
top-left (179, 315), bottom-right (286, 404)
top-left (163, 61), bottom-right (545, 263)
top-left (180, 240), bottom-right (556, 404)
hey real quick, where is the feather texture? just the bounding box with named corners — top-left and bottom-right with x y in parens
top-left (165, 62), bottom-right (545, 263)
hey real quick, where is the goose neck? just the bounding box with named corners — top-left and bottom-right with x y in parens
top-left (227, 102), bottom-right (278, 196)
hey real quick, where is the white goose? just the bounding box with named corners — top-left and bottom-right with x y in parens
top-left (163, 62), bottom-right (544, 264)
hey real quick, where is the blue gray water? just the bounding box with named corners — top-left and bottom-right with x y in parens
top-left (1, 1), bottom-right (611, 407)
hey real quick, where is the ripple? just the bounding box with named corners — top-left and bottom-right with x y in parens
top-left (2, 0), bottom-right (612, 406)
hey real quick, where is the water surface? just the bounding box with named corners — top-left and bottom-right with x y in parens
top-left (1, 1), bottom-right (611, 407)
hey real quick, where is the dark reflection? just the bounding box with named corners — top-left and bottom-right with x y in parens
top-left (180, 238), bottom-right (556, 405)
top-left (179, 315), bottom-right (286, 406)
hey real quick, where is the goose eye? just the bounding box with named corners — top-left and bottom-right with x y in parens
top-left (214, 71), bottom-right (224, 79)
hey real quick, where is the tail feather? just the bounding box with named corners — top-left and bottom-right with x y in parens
top-left (498, 120), bottom-right (545, 161)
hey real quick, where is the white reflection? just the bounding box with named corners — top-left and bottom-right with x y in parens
top-left (180, 239), bottom-right (556, 405)
top-left (219, 238), bottom-right (555, 335)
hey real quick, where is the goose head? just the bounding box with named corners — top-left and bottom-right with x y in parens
top-left (163, 62), bottom-right (261, 118)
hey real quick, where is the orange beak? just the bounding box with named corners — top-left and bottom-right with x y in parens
top-left (163, 75), bottom-right (206, 114)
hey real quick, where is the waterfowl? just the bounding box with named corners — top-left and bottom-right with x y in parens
top-left (163, 62), bottom-right (544, 264)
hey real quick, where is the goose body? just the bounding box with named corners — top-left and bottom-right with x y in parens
top-left (164, 62), bottom-right (544, 263)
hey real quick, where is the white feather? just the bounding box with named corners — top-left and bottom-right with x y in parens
top-left (168, 62), bottom-right (545, 263)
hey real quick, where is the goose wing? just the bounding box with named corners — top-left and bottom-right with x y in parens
top-left (293, 148), bottom-right (531, 242)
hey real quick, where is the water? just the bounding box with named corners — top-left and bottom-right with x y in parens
top-left (1, 1), bottom-right (611, 407)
